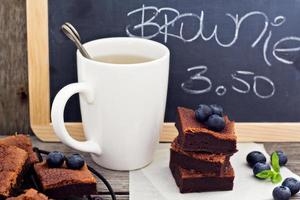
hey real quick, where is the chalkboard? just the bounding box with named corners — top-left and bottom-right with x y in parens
top-left (49, 0), bottom-right (300, 122)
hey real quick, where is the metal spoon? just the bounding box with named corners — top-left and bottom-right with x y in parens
top-left (61, 22), bottom-right (92, 59)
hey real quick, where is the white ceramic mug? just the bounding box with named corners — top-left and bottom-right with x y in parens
top-left (51, 37), bottom-right (169, 170)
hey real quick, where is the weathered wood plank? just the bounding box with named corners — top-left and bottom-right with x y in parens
top-left (98, 195), bottom-right (129, 200)
top-left (264, 142), bottom-right (300, 175)
top-left (0, 0), bottom-right (29, 134)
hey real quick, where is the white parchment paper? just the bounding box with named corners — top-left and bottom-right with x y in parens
top-left (130, 143), bottom-right (300, 200)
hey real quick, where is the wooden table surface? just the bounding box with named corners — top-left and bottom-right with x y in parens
top-left (30, 137), bottom-right (300, 200)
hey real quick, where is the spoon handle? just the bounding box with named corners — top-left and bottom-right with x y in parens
top-left (61, 23), bottom-right (92, 59)
top-left (72, 35), bottom-right (92, 59)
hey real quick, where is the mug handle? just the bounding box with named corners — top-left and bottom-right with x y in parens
top-left (51, 82), bottom-right (102, 155)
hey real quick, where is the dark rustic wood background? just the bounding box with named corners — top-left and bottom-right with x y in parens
top-left (0, 0), bottom-right (29, 134)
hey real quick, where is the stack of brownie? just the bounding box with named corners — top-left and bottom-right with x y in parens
top-left (169, 107), bottom-right (238, 193)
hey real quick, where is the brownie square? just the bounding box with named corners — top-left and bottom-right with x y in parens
top-left (34, 162), bottom-right (97, 199)
top-left (0, 144), bottom-right (28, 198)
top-left (176, 107), bottom-right (237, 154)
top-left (0, 134), bottom-right (39, 166)
top-left (170, 162), bottom-right (234, 193)
top-left (7, 188), bottom-right (48, 200)
top-left (170, 138), bottom-right (230, 175)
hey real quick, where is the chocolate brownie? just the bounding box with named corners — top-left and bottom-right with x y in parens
top-left (176, 107), bottom-right (237, 154)
top-left (170, 138), bottom-right (230, 175)
top-left (0, 134), bottom-right (38, 166)
top-left (0, 144), bottom-right (28, 199)
top-left (34, 161), bottom-right (97, 199)
top-left (170, 163), bottom-right (234, 193)
top-left (7, 189), bottom-right (48, 200)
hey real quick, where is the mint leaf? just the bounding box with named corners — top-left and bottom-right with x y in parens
top-left (271, 173), bottom-right (282, 183)
top-left (256, 170), bottom-right (274, 179)
top-left (271, 152), bottom-right (280, 173)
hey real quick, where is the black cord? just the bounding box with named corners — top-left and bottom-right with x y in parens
top-left (33, 147), bottom-right (117, 200)
top-left (87, 166), bottom-right (117, 200)
top-left (33, 147), bottom-right (43, 162)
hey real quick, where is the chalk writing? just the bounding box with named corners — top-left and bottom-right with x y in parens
top-left (127, 5), bottom-right (300, 66)
top-left (181, 67), bottom-right (275, 99)
top-left (215, 85), bottom-right (227, 96)
top-left (181, 66), bottom-right (212, 95)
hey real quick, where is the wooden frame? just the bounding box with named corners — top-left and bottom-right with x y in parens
top-left (27, 0), bottom-right (300, 142)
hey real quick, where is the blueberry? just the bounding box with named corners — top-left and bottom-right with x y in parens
top-left (47, 151), bottom-right (65, 168)
top-left (195, 104), bottom-right (212, 122)
top-left (282, 177), bottom-right (300, 195)
top-left (246, 151), bottom-right (267, 167)
top-left (206, 114), bottom-right (225, 132)
top-left (272, 151), bottom-right (288, 166)
top-left (210, 104), bottom-right (224, 116)
top-left (253, 163), bottom-right (271, 178)
top-left (66, 154), bottom-right (85, 170)
top-left (273, 186), bottom-right (291, 200)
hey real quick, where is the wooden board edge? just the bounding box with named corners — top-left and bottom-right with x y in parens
top-left (32, 122), bottom-right (300, 142)
top-left (31, 123), bottom-right (85, 142)
top-left (27, 0), bottom-right (51, 127)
